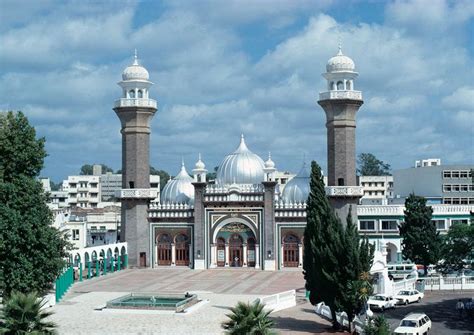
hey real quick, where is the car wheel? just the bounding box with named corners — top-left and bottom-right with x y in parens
top-left (418, 297), bottom-right (421, 303)
top-left (381, 306), bottom-right (384, 312)
top-left (405, 300), bottom-right (409, 305)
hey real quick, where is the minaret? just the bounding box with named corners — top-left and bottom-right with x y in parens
top-left (318, 46), bottom-right (364, 224)
top-left (113, 51), bottom-right (158, 267)
top-left (192, 154), bottom-right (207, 269)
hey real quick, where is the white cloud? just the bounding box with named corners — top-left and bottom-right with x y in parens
top-left (442, 86), bottom-right (474, 110)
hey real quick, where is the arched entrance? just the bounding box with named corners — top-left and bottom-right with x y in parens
top-left (157, 234), bottom-right (172, 265)
top-left (229, 234), bottom-right (243, 267)
top-left (283, 234), bottom-right (300, 267)
top-left (175, 233), bottom-right (190, 266)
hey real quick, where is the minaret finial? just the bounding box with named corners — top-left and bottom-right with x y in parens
top-left (268, 151), bottom-right (272, 160)
top-left (181, 157), bottom-right (184, 167)
top-left (198, 153), bottom-right (202, 161)
top-left (133, 48), bottom-right (138, 65)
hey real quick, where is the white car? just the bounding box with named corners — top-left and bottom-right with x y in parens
top-left (394, 289), bottom-right (424, 305)
top-left (367, 294), bottom-right (397, 311)
top-left (394, 313), bottom-right (431, 335)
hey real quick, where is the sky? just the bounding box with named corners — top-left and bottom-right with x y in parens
top-left (1, 0), bottom-right (473, 182)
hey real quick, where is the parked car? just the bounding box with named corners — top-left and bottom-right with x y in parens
top-left (394, 290), bottom-right (424, 305)
top-left (394, 313), bottom-right (431, 335)
top-left (367, 294), bottom-right (397, 311)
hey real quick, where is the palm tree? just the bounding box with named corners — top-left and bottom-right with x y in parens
top-left (222, 300), bottom-right (275, 335)
top-left (0, 291), bottom-right (57, 334)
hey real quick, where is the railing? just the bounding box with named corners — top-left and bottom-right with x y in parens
top-left (393, 277), bottom-right (417, 293)
top-left (325, 186), bottom-right (364, 197)
top-left (357, 204), bottom-right (474, 216)
top-left (422, 275), bottom-right (474, 290)
top-left (205, 184), bottom-right (264, 194)
top-left (55, 266), bottom-right (74, 302)
top-left (319, 90), bottom-right (362, 101)
top-left (116, 188), bottom-right (159, 199)
top-left (256, 289), bottom-right (296, 312)
top-left (149, 202), bottom-right (193, 210)
top-left (114, 98), bottom-right (157, 108)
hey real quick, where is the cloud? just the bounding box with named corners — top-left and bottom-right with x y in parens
top-left (442, 86), bottom-right (474, 110)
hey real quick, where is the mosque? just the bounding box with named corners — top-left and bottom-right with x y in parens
top-left (114, 47), bottom-right (363, 270)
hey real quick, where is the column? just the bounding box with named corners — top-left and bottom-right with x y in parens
top-left (171, 243), bottom-right (176, 266)
top-left (255, 244), bottom-right (260, 269)
top-left (225, 243), bottom-right (230, 267)
top-left (243, 243), bottom-right (248, 268)
top-left (154, 243), bottom-right (158, 268)
top-left (280, 245), bottom-right (285, 269)
top-left (210, 244), bottom-right (216, 268)
top-left (298, 243), bottom-right (303, 268)
top-left (189, 243), bottom-right (193, 267)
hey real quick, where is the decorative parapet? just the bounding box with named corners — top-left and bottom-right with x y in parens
top-left (205, 194), bottom-right (264, 202)
top-left (116, 188), bottom-right (159, 199)
top-left (114, 98), bottom-right (157, 109)
top-left (149, 203), bottom-right (194, 210)
top-left (319, 90), bottom-right (362, 101)
top-left (325, 186), bottom-right (364, 197)
top-left (357, 204), bottom-right (474, 216)
top-left (205, 184), bottom-right (264, 194)
top-left (275, 201), bottom-right (307, 218)
top-left (275, 210), bottom-right (307, 218)
top-left (275, 202), bottom-right (307, 210)
top-left (148, 211), bottom-right (193, 218)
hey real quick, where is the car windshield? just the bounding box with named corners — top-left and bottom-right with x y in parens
top-left (400, 320), bottom-right (417, 327)
top-left (370, 296), bottom-right (384, 301)
top-left (398, 291), bottom-right (409, 295)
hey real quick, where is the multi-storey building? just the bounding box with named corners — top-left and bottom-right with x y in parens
top-left (358, 175), bottom-right (394, 205)
top-left (100, 172), bottom-right (160, 202)
top-left (62, 175), bottom-right (101, 208)
top-left (393, 164), bottom-right (473, 205)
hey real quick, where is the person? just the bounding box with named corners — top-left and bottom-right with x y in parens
top-left (456, 299), bottom-right (465, 318)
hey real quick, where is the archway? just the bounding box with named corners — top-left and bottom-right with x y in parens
top-left (157, 233), bottom-right (172, 265)
top-left (229, 234), bottom-right (243, 267)
top-left (386, 242), bottom-right (398, 264)
top-left (283, 233), bottom-right (300, 267)
top-left (74, 254), bottom-right (81, 267)
top-left (175, 233), bottom-right (190, 266)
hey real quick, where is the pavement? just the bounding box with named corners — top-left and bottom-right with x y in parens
top-left (51, 268), bottom-right (339, 335)
top-left (379, 290), bottom-right (474, 335)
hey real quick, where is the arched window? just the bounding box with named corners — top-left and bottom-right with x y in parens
top-left (129, 90), bottom-right (135, 98)
top-left (337, 81), bottom-right (344, 90)
top-left (137, 90), bottom-right (143, 98)
top-left (346, 80), bottom-right (352, 90)
top-left (331, 81), bottom-right (336, 90)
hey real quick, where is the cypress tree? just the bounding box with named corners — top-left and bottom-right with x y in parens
top-left (0, 111), bottom-right (69, 297)
top-left (399, 194), bottom-right (440, 276)
top-left (304, 161), bottom-right (374, 329)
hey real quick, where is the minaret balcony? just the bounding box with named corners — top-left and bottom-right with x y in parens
top-left (114, 98), bottom-right (157, 109)
top-left (325, 186), bottom-right (364, 197)
top-left (115, 188), bottom-right (159, 199)
top-left (319, 90), bottom-right (362, 101)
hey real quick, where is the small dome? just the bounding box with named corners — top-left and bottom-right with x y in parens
top-left (326, 46), bottom-right (355, 73)
top-left (161, 163), bottom-right (194, 204)
top-left (216, 135), bottom-right (265, 185)
top-left (281, 162), bottom-right (310, 204)
top-left (122, 51), bottom-right (149, 81)
top-left (265, 152), bottom-right (275, 169)
top-left (195, 154), bottom-right (206, 170)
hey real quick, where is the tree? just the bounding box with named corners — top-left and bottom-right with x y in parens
top-left (206, 166), bottom-right (219, 182)
top-left (150, 166), bottom-right (170, 190)
top-left (399, 194), bottom-right (441, 276)
top-left (357, 153), bottom-right (391, 176)
top-left (50, 181), bottom-right (62, 191)
top-left (221, 300), bottom-right (275, 335)
top-left (363, 315), bottom-right (391, 335)
top-left (0, 291), bottom-right (57, 334)
top-left (0, 111), bottom-right (69, 297)
top-left (79, 164), bottom-right (113, 175)
top-left (438, 217), bottom-right (474, 273)
top-left (303, 161), bottom-right (373, 330)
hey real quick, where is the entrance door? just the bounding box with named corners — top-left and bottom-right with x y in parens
top-left (283, 234), bottom-right (299, 267)
top-left (175, 234), bottom-right (189, 266)
top-left (229, 234), bottom-right (243, 267)
top-left (157, 234), bottom-right (172, 266)
top-left (217, 238), bottom-right (226, 267)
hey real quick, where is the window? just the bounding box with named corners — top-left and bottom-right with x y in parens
top-left (137, 90), bottom-right (143, 98)
top-left (443, 171), bottom-right (451, 178)
top-left (129, 90), bottom-right (135, 98)
top-left (90, 226), bottom-right (97, 230)
top-left (443, 198), bottom-right (452, 204)
top-left (443, 184), bottom-right (452, 192)
top-left (72, 229), bottom-right (80, 240)
top-left (461, 185), bottom-right (468, 192)
top-left (451, 219), bottom-right (468, 225)
top-left (460, 171), bottom-right (469, 178)
top-left (452, 171), bottom-right (460, 178)
top-left (470, 185), bottom-right (474, 192)
top-left (381, 220), bottom-right (398, 230)
top-left (452, 198), bottom-right (460, 204)
top-left (346, 81), bottom-right (352, 90)
top-left (337, 81), bottom-right (344, 90)
top-left (432, 219), bottom-right (446, 230)
top-left (461, 198), bottom-right (468, 204)
top-left (100, 226), bottom-right (106, 230)
top-left (453, 185), bottom-right (460, 192)
top-left (359, 220), bottom-right (375, 230)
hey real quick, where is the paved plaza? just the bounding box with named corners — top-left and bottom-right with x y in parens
top-left (51, 268), bottom-right (339, 335)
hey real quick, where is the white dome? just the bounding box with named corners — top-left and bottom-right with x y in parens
top-left (326, 47), bottom-right (355, 73)
top-left (265, 153), bottom-right (275, 169)
top-left (281, 162), bottom-right (310, 204)
top-left (122, 53), bottom-right (149, 81)
top-left (216, 135), bottom-right (265, 185)
top-left (195, 154), bottom-right (206, 170)
top-left (161, 163), bottom-right (194, 204)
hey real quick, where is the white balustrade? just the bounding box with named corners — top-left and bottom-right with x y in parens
top-left (114, 98), bottom-right (157, 108)
top-left (325, 186), bottom-right (364, 197)
top-left (319, 90), bottom-right (362, 101)
top-left (116, 188), bottom-right (158, 199)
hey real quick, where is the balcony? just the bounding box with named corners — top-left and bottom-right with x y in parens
top-left (319, 90), bottom-right (362, 101)
top-left (325, 186), bottom-right (364, 197)
top-left (114, 98), bottom-right (157, 109)
top-left (116, 188), bottom-right (159, 199)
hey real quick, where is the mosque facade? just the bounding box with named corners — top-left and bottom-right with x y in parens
top-left (115, 48), bottom-right (364, 270)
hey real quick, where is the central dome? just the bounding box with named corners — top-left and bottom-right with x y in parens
top-left (216, 135), bottom-right (265, 185)
top-left (281, 162), bottom-right (310, 204)
top-left (161, 162), bottom-right (194, 204)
